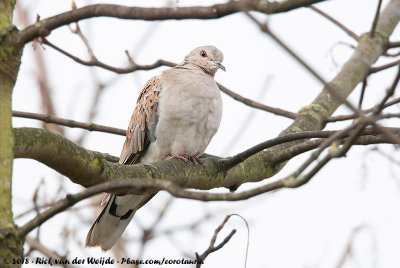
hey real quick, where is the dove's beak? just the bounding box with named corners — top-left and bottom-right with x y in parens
top-left (215, 62), bottom-right (226, 72)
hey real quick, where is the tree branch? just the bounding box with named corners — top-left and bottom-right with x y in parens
top-left (15, 0), bottom-right (328, 45)
top-left (244, 10), bottom-right (327, 84)
top-left (217, 83), bottom-right (297, 119)
top-left (25, 236), bottom-right (77, 268)
top-left (309, 5), bottom-right (359, 41)
top-left (13, 110), bottom-right (126, 136)
top-left (195, 215), bottom-right (236, 268)
top-left (326, 97), bottom-right (400, 122)
top-left (370, 58), bottom-right (400, 73)
top-left (370, 0), bottom-right (383, 38)
top-left (17, 131), bottom-right (396, 237)
top-left (41, 38), bottom-right (175, 74)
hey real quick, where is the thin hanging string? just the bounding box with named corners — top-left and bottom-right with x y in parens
top-left (229, 213), bottom-right (249, 268)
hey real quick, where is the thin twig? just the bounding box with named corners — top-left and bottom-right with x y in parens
top-left (358, 79), bottom-right (368, 109)
top-left (334, 226), bottom-right (368, 268)
top-left (370, 58), bottom-right (400, 73)
top-left (16, 3), bottom-right (64, 135)
top-left (309, 5), bottom-right (359, 40)
top-left (244, 11), bottom-right (327, 85)
top-left (195, 215), bottom-right (237, 267)
top-left (42, 38), bottom-right (175, 74)
top-left (217, 83), bottom-right (296, 119)
top-left (137, 197), bottom-right (173, 259)
top-left (12, 110), bottom-right (126, 136)
top-left (25, 236), bottom-right (77, 268)
top-left (68, 23), bottom-right (96, 61)
top-left (375, 65), bottom-right (400, 113)
top-left (282, 121), bottom-right (369, 188)
top-left (326, 97), bottom-right (400, 122)
top-left (370, 0), bottom-right (383, 38)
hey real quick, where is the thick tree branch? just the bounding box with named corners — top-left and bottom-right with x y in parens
top-left (17, 131), bottom-right (396, 237)
top-left (15, 0), bottom-right (328, 45)
top-left (13, 127), bottom-right (400, 192)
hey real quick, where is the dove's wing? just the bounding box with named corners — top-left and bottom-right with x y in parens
top-left (119, 76), bottom-right (161, 164)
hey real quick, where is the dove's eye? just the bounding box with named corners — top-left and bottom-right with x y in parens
top-left (200, 50), bottom-right (207, 58)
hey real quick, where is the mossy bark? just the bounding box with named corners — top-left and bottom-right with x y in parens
top-left (0, 0), bottom-right (24, 266)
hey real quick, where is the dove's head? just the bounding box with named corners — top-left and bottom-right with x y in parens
top-left (184, 46), bottom-right (225, 75)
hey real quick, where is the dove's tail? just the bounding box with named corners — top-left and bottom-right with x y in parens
top-left (86, 193), bottom-right (154, 251)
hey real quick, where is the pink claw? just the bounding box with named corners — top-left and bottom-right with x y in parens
top-left (165, 154), bottom-right (189, 163)
top-left (189, 156), bottom-right (203, 165)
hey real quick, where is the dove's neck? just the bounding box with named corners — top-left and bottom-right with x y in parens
top-left (175, 63), bottom-right (214, 77)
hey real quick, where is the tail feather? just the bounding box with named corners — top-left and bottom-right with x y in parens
top-left (86, 194), bottom-right (146, 251)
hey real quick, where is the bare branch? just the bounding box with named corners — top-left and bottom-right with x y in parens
top-left (195, 215), bottom-right (236, 267)
top-left (326, 97), bottom-right (400, 122)
top-left (388, 41), bottom-right (400, 48)
top-left (25, 236), bottom-right (76, 268)
top-left (370, 0), bottom-right (383, 38)
top-left (244, 11), bottom-right (327, 84)
top-left (68, 23), bottom-right (96, 61)
top-left (370, 58), bottom-right (400, 73)
top-left (309, 5), bottom-right (359, 41)
top-left (217, 83), bottom-right (297, 119)
top-left (13, 110), bottom-right (126, 136)
top-left (15, 0), bottom-right (328, 45)
top-left (334, 226), bottom-right (370, 268)
top-left (375, 65), bottom-right (400, 113)
top-left (42, 38), bottom-right (175, 74)
top-left (358, 79), bottom-right (368, 109)
top-left (16, 3), bottom-right (64, 135)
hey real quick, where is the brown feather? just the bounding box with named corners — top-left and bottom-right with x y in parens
top-left (119, 76), bottom-right (161, 165)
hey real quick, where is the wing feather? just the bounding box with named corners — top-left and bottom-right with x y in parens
top-left (119, 76), bottom-right (161, 165)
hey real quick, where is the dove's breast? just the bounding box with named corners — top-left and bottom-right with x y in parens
top-left (140, 68), bottom-right (222, 163)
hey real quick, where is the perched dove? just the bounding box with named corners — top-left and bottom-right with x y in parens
top-left (86, 45), bottom-right (225, 250)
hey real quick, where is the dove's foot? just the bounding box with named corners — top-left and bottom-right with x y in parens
top-left (189, 156), bottom-right (203, 165)
top-left (165, 155), bottom-right (203, 164)
top-left (165, 154), bottom-right (189, 163)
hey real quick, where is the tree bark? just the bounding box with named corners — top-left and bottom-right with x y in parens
top-left (0, 0), bottom-right (24, 266)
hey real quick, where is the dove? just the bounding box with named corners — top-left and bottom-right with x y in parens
top-left (86, 46), bottom-right (225, 250)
